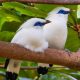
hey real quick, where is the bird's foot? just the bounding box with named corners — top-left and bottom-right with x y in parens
top-left (65, 48), bottom-right (71, 56)
top-left (65, 48), bottom-right (71, 53)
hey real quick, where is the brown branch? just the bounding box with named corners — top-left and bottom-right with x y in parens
top-left (0, 41), bottom-right (80, 70)
top-left (0, 0), bottom-right (80, 4)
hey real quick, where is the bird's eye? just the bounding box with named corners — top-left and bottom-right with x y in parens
top-left (57, 9), bottom-right (70, 14)
top-left (34, 21), bottom-right (45, 26)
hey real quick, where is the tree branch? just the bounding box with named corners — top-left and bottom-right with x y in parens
top-left (0, 0), bottom-right (80, 4)
top-left (0, 41), bottom-right (80, 70)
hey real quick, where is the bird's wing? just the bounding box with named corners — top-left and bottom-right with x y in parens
top-left (11, 28), bottom-right (48, 52)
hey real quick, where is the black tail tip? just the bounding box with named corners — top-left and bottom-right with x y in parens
top-left (37, 66), bottom-right (48, 75)
top-left (49, 64), bottom-right (53, 67)
top-left (5, 71), bottom-right (18, 80)
top-left (4, 59), bottom-right (10, 69)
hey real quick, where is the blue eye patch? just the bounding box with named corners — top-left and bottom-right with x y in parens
top-left (34, 21), bottom-right (45, 26)
top-left (57, 9), bottom-right (70, 14)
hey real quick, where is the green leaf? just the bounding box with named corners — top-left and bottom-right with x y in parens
top-left (2, 21), bottom-right (22, 32)
top-left (34, 4), bottom-right (61, 13)
top-left (65, 27), bottom-right (80, 51)
top-left (41, 72), bottom-right (74, 80)
top-left (0, 7), bottom-right (21, 22)
top-left (0, 7), bottom-right (21, 30)
top-left (77, 5), bottom-right (80, 19)
top-left (0, 31), bottom-right (15, 42)
top-left (2, 2), bottom-right (47, 18)
top-left (77, 5), bottom-right (80, 24)
top-left (0, 17), bottom-right (6, 29)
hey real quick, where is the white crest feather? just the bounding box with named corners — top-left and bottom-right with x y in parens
top-left (46, 7), bottom-right (70, 22)
top-left (47, 7), bottom-right (70, 16)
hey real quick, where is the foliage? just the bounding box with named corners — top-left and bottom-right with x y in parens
top-left (0, 2), bottom-right (79, 80)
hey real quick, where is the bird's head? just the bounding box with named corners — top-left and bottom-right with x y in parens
top-left (17, 18), bottom-right (50, 32)
top-left (24, 18), bottom-right (50, 28)
top-left (32, 18), bottom-right (50, 27)
top-left (48, 7), bottom-right (70, 16)
top-left (46, 7), bottom-right (70, 22)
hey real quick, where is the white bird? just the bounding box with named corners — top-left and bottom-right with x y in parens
top-left (5, 18), bottom-right (49, 80)
top-left (44, 7), bottom-right (70, 49)
top-left (38, 7), bottom-right (70, 75)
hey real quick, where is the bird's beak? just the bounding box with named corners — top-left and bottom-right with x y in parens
top-left (44, 20), bottom-right (51, 24)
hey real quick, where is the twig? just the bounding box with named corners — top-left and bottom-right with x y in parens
top-left (0, 63), bottom-right (66, 70)
top-left (0, 0), bottom-right (80, 4)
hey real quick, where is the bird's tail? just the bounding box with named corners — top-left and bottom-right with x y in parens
top-left (4, 58), bottom-right (10, 69)
top-left (36, 63), bottom-right (52, 80)
top-left (37, 63), bottom-right (52, 75)
top-left (5, 59), bottom-right (21, 80)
